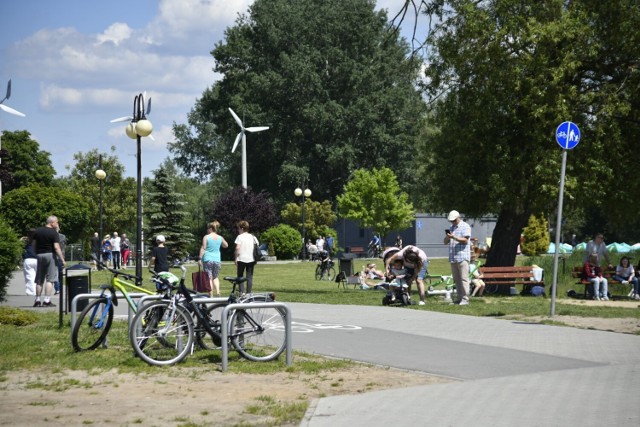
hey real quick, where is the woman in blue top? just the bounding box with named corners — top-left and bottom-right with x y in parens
top-left (198, 220), bottom-right (228, 297)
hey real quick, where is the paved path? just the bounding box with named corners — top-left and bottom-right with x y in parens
top-left (3, 271), bottom-right (639, 426)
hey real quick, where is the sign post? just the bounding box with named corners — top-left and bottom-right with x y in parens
top-left (550, 121), bottom-right (580, 316)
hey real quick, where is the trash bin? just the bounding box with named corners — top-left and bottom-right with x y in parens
top-left (339, 257), bottom-right (354, 277)
top-left (66, 264), bottom-right (92, 312)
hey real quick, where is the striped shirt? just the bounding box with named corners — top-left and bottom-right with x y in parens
top-left (448, 220), bottom-right (471, 263)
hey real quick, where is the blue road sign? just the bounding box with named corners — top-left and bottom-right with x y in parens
top-left (556, 121), bottom-right (580, 150)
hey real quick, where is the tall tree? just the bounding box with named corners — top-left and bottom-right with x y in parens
top-left (337, 167), bottom-right (414, 240)
top-left (169, 0), bottom-right (425, 203)
top-left (0, 130), bottom-right (55, 194)
top-left (145, 165), bottom-right (194, 260)
top-left (414, 0), bottom-right (640, 266)
top-left (63, 148), bottom-right (137, 240)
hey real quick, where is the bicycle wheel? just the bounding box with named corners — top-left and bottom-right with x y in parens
top-left (315, 265), bottom-right (322, 280)
top-left (195, 303), bottom-right (224, 350)
top-left (229, 305), bottom-right (287, 362)
top-left (484, 283), bottom-right (500, 295)
top-left (72, 297), bottom-right (113, 352)
top-left (325, 267), bottom-right (336, 281)
top-left (130, 300), bottom-right (194, 366)
top-left (367, 247), bottom-right (374, 258)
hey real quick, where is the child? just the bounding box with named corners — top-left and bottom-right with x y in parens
top-left (470, 252), bottom-right (485, 297)
top-left (388, 259), bottom-right (408, 301)
top-left (613, 256), bottom-right (639, 300)
top-left (583, 253), bottom-right (609, 301)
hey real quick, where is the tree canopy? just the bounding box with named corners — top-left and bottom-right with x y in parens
top-left (413, 0), bottom-right (640, 265)
top-left (337, 167), bottom-right (414, 239)
top-left (280, 199), bottom-right (336, 241)
top-left (0, 130), bottom-right (55, 194)
top-left (0, 185), bottom-right (90, 242)
top-left (169, 0), bottom-right (425, 204)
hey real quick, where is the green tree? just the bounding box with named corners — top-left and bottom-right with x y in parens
top-left (63, 148), bottom-right (137, 241)
top-left (0, 185), bottom-right (90, 242)
top-left (521, 215), bottom-right (550, 256)
top-left (169, 0), bottom-right (425, 201)
top-left (280, 199), bottom-right (336, 241)
top-left (337, 167), bottom-right (414, 240)
top-left (415, 0), bottom-right (640, 266)
top-left (145, 165), bottom-right (194, 260)
top-left (0, 130), bottom-right (55, 194)
top-left (0, 217), bottom-right (22, 302)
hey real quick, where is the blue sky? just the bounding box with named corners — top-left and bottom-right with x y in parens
top-left (0, 0), bottom-right (404, 179)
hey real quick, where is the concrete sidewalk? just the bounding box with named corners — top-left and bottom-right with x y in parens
top-left (3, 270), bottom-right (639, 426)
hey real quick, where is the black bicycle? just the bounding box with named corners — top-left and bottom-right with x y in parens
top-left (129, 270), bottom-right (286, 366)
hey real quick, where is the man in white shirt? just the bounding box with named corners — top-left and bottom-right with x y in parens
top-left (111, 232), bottom-right (122, 269)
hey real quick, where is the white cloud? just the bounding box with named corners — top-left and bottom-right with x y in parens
top-left (96, 23), bottom-right (133, 46)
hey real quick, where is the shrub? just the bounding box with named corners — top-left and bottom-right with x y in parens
top-left (521, 214), bottom-right (550, 256)
top-left (0, 307), bottom-right (38, 326)
top-left (261, 224), bottom-right (301, 260)
top-left (0, 218), bottom-right (22, 302)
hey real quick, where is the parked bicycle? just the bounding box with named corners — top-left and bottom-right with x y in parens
top-left (129, 268), bottom-right (286, 366)
top-left (71, 256), bottom-right (159, 352)
top-left (315, 257), bottom-right (336, 281)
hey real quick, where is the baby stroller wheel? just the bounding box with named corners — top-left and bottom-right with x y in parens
top-left (382, 295), bottom-right (389, 305)
top-left (401, 293), bottom-right (410, 306)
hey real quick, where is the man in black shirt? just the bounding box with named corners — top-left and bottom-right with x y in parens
top-left (32, 215), bottom-right (66, 307)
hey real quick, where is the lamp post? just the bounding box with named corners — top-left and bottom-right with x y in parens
top-left (294, 183), bottom-right (311, 261)
top-left (124, 94), bottom-right (153, 284)
top-left (95, 155), bottom-right (106, 270)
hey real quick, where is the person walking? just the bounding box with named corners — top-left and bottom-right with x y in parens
top-left (150, 235), bottom-right (169, 274)
top-left (234, 220), bottom-right (259, 294)
top-left (90, 232), bottom-right (101, 270)
top-left (444, 210), bottom-right (471, 305)
top-left (32, 216), bottom-right (66, 307)
top-left (22, 229), bottom-right (37, 296)
top-left (199, 220), bottom-right (228, 297)
top-left (111, 232), bottom-right (121, 269)
top-left (120, 233), bottom-right (131, 268)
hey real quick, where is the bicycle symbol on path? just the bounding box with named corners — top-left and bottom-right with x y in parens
top-left (269, 321), bottom-right (362, 333)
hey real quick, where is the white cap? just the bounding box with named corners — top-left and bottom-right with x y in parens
top-left (156, 235), bottom-right (165, 243)
top-left (447, 210), bottom-right (460, 221)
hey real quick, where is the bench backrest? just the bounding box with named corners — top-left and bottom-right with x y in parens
top-left (479, 266), bottom-right (537, 281)
top-left (571, 265), bottom-right (616, 281)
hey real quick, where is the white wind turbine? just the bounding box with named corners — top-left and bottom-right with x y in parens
top-left (229, 107), bottom-right (269, 188)
top-left (0, 80), bottom-right (26, 117)
top-left (110, 92), bottom-right (155, 141)
top-left (1, 79), bottom-right (26, 201)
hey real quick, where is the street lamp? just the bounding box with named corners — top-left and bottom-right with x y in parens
top-left (95, 155), bottom-right (106, 270)
top-left (294, 183), bottom-right (312, 260)
top-left (121, 94), bottom-right (152, 284)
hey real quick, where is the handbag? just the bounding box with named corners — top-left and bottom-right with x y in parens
top-left (192, 265), bottom-right (211, 293)
top-left (253, 235), bottom-right (262, 262)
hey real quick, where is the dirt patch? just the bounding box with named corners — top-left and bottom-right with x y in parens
top-left (0, 364), bottom-right (451, 427)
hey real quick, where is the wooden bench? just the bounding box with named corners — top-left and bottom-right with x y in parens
top-left (570, 266), bottom-right (624, 298)
top-left (348, 247), bottom-right (366, 257)
top-left (479, 266), bottom-right (544, 295)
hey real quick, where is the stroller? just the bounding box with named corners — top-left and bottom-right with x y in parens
top-left (380, 247), bottom-right (412, 306)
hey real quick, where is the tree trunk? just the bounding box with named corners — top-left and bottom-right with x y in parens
top-left (485, 209), bottom-right (530, 295)
top-left (486, 209), bottom-right (530, 267)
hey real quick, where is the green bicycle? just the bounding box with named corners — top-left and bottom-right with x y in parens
top-left (71, 257), bottom-right (157, 352)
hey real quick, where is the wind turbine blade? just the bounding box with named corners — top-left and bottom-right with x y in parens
top-left (245, 126), bottom-right (269, 133)
top-left (0, 104), bottom-right (26, 117)
top-left (146, 97), bottom-right (151, 116)
top-left (6, 79), bottom-right (12, 100)
top-left (147, 134), bottom-right (155, 141)
top-left (110, 116), bottom-right (133, 123)
top-left (231, 133), bottom-right (241, 153)
top-left (228, 108), bottom-right (243, 129)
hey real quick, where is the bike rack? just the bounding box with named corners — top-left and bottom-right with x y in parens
top-left (221, 302), bottom-right (292, 372)
top-left (70, 292), bottom-right (152, 331)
